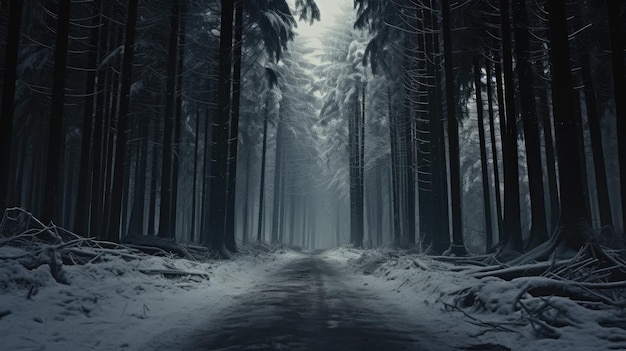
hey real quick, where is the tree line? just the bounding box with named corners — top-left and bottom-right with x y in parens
top-left (1, 0), bottom-right (625, 258)
top-left (0, 0), bottom-right (321, 256)
top-left (320, 0), bottom-right (625, 256)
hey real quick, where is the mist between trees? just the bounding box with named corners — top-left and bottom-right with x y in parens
top-left (0, 0), bottom-right (624, 260)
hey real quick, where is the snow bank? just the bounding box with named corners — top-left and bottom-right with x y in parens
top-left (321, 247), bottom-right (626, 351)
top-left (0, 241), bottom-right (298, 350)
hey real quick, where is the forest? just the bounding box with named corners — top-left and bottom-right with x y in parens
top-left (1, 0), bottom-right (626, 350)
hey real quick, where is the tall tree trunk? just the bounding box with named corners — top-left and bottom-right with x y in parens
top-left (431, 0), bottom-right (450, 253)
top-left (289, 193), bottom-right (296, 246)
top-left (225, 0), bottom-right (243, 252)
top-left (200, 105), bottom-right (212, 241)
top-left (106, 0), bottom-right (138, 242)
top-left (416, 5), bottom-right (433, 251)
top-left (513, 0), bottom-right (548, 249)
top-left (424, 0), bottom-right (447, 253)
top-left (441, 0), bottom-right (466, 256)
top-left (128, 119), bottom-right (149, 236)
top-left (170, 0), bottom-right (188, 239)
top-left (191, 109), bottom-right (200, 242)
top-left (607, 1), bottom-right (626, 235)
top-left (357, 82), bottom-right (366, 247)
top-left (74, 0), bottom-right (103, 235)
top-left (493, 49), bottom-right (507, 242)
top-left (573, 89), bottom-right (592, 221)
top-left (547, 0), bottom-right (591, 247)
top-left (474, 60), bottom-right (494, 252)
top-left (278, 163), bottom-right (286, 244)
top-left (537, 58), bottom-right (560, 233)
top-left (0, 0), bottom-right (23, 212)
top-left (485, 56), bottom-right (503, 240)
top-left (271, 117), bottom-right (284, 244)
top-left (336, 205), bottom-right (341, 247)
top-left (403, 81), bottom-right (416, 247)
top-left (256, 95), bottom-right (271, 242)
top-left (158, 2), bottom-right (179, 238)
top-left (42, 0), bottom-right (71, 225)
top-left (387, 86), bottom-right (401, 245)
top-left (581, 58), bottom-right (612, 229)
top-left (499, 0), bottom-right (523, 252)
top-left (102, 26), bottom-right (124, 233)
top-left (147, 121), bottom-right (160, 236)
top-left (207, 0), bottom-right (234, 257)
top-left (241, 147), bottom-right (251, 245)
top-left (376, 164), bottom-right (384, 247)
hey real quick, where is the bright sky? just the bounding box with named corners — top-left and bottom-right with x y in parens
top-left (293, 0), bottom-right (353, 64)
top-left (295, 0), bottom-right (350, 39)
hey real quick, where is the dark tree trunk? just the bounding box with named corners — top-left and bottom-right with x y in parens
top-left (416, 5), bottom-right (433, 251)
top-left (127, 120), bottom-right (149, 236)
top-left (257, 95), bottom-right (270, 242)
top-left (349, 88), bottom-right (358, 246)
top-left (485, 56), bottom-right (503, 240)
top-left (403, 60), bottom-right (416, 247)
top-left (207, 0), bottom-right (234, 257)
top-left (271, 117), bottom-right (284, 244)
top-left (336, 205), bottom-right (341, 247)
top-left (512, 0), bottom-right (548, 249)
top-left (74, 0), bottom-right (103, 236)
top-left (493, 49), bottom-right (507, 242)
top-left (537, 59), bottom-right (560, 233)
top-left (572, 89), bottom-right (592, 221)
top-left (0, 0), bottom-right (23, 212)
top-left (241, 145), bottom-right (251, 245)
top-left (42, 0), bottom-right (71, 225)
top-left (357, 82), bottom-right (366, 247)
top-left (225, 0), bottom-right (243, 252)
top-left (200, 105), bottom-right (212, 241)
top-left (191, 109), bottom-right (200, 242)
top-left (499, 0), bottom-right (523, 252)
top-left (170, 0), bottom-right (188, 240)
top-left (278, 163), bottom-right (286, 244)
top-left (424, 0), bottom-right (446, 253)
top-left (89, 17), bottom-right (110, 239)
top-left (106, 0), bottom-right (138, 242)
top-left (441, 0), bottom-right (466, 256)
top-left (158, 2), bottom-right (179, 238)
top-left (147, 121), bottom-right (160, 236)
top-left (607, 1), bottom-right (626, 235)
top-left (581, 58), bottom-right (612, 228)
top-left (547, 0), bottom-right (592, 246)
top-left (474, 60), bottom-right (494, 252)
top-left (376, 164), bottom-right (384, 246)
top-left (289, 193), bottom-right (296, 246)
top-left (387, 87), bottom-right (401, 246)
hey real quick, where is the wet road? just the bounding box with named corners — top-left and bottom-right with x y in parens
top-left (151, 253), bottom-right (461, 350)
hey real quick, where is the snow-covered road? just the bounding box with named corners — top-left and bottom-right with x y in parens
top-left (143, 252), bottom-right (466, 350)
top-left (5, 245), bottom-right (619, 350)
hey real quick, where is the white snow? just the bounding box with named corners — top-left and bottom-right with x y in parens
top-left (323, 247), bottom-right (626, 351)
top-left (0, 245), bottom-right (302, 350)
top-left (1, 243), bottom-right (625, 350)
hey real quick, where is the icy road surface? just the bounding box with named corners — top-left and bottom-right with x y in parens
top-left (145, 252), bottom-right (464, 350)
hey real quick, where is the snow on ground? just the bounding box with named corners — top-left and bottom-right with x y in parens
top-left (0, 243), bottom-right (303, 350)
top-left (2, 240), bottom-right (625, 351)
top-left (323, 247), bottom-right (626, 351)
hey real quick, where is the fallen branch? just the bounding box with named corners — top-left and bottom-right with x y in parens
top-left (413, 258), bottom-right (430, 270)
top-left (442, 301), bottom-right (522, 334)
top-left (137, 269), bottom-right (209, 279)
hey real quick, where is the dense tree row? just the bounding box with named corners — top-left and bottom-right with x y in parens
top-left (0, 0), bottom-right (320, 255)
top-left (323, 0), bottom-right (625, 256)
top-left (1, 0), bottom-right (625, 258)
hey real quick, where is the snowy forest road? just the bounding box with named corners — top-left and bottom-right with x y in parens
top-left (145, 252), bottom-right (465, 351)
